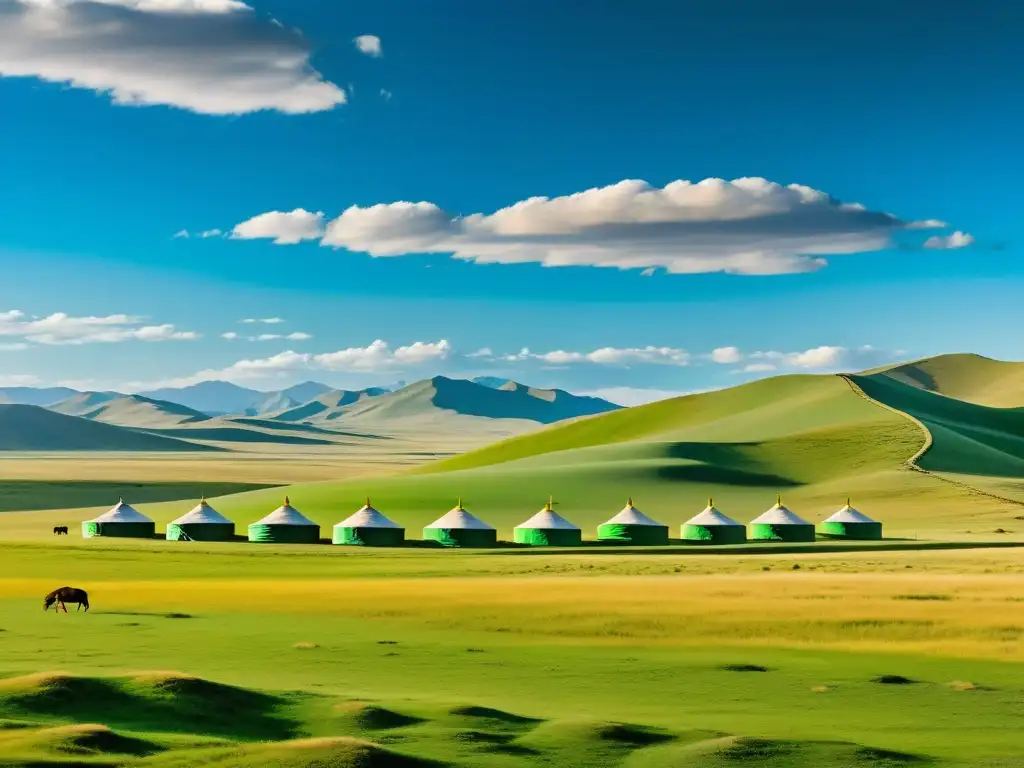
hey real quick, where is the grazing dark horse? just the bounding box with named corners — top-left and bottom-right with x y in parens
top-left (52, 526), bottom-right (69, 536)
top-left (44, 586), bottom-right (89, 613)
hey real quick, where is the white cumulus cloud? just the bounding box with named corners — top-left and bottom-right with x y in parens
top-left (140, 338), bottom-right (452, 388)
top-left (0, 309), bottom-right (198, 345)
top-left (923, 230), bottom-right (975, 249)
top-left (354, 34), bottom-right (382, 57)
top-left (0, 0), bottom-right (346, 115)
top-left (232, 209), bottom-right (325, 244)
top-left (710, 346), bottom-right (742, 364)
top-left (223, 177), bottom-right (965, 275)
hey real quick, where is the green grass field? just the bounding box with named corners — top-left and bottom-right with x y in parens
top-left (2, 356), bottom-right (1024, 765)
top-left (2, 544), bottom-right (1024, 766)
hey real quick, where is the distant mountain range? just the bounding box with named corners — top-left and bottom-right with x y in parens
top-left (137, 380), bottom-right (337, 416)
top-left (266, 377), bottom-right (620, 427)
top-left (0, 377), bottom-right (622, 446)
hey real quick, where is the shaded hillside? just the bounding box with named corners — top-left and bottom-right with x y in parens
top-left (851, 373), bottom-right (1024, 477)
top-left (271, 388), bottom-right (389, 422)
top-left (417, 374), bottom-right (887, 475)
top-left (335, 377), bottom-right (620, 426)
top-left (870, 353), bottom-right (1024, 408)
top-left (0, 405), bottom-right (217, 452)
top-left (0, 385), bottom-right (78, 406)
top-left (50, 394), bottom-right (211, 428)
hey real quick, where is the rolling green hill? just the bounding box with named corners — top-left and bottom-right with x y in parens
top-left (125, 367), bottom-right (1016, 539)
top-left (871, 353), bottom-right (1024, 408)
top-left (0, 405), bottom-right (217, 452)
top-left (50, 393), bottom-right (212, 428)
top-left (849, 373), bottom-right (1024, 478)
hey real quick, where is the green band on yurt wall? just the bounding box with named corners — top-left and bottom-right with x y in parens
top-left (680, 524), bottom-right (746, 544)
top-left (423, 527), bottom-right (497, 548)
top-left (333, 526), bottom-right (406, 546)
top-left (749, 523), bottom-right (815, 542)
top-left (82, 521), bottom-right (155, 539)
top-left (514, 528), bottom-right (582, 546)
top-left (596, 523), bottom-right (669, 545)
top-left (819, 521), bottom-right (882, 540)
top-left (167, 523), bottom-right (235, 542)
top-left (247, 524), bottom-right (321, 544)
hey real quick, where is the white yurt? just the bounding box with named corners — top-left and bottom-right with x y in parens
top-left (82, 499), bottom-right (155, 539)
top-left (333, 498), bottom-right (405, 546)
top-left (597, 498), bottom-right (669, 544)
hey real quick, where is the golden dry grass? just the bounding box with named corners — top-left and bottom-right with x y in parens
top-left (5, 569), bottom-right (1024, 660)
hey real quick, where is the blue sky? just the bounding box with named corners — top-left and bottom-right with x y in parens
top-left (0, 0), bottom-right (1019, 404)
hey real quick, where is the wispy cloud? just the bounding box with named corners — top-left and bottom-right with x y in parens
top-left (254, 332), bottom-right (312, 341)
top-left (497, 345), bottom-right (690, 367)
top-left (241, 317), bottom-right (285, 325)
top-left (581, 387), bottom-right (704, 406)
top-left (727, 344), bottom-right (895, 374)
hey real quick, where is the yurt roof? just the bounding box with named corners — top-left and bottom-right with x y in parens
top-left (823, 501), bottom-right (878, 524)
top-left (171, 499), bottom-right (233, 526)
top-left (602, 498), bottom-right (666, 527)
top-left (685, 500), bottom-right (743, 527)
top-left (425, 500), bottom-right (494, 530)
top-left (515, 500), bottom-right (580, 530)
top-left (89, 499), bottom-right (153, 524)
top-left (751, 497), bottom-right (811, 526)
top-left (335, 500), bottom-right (403, 529)
top-left (253, 497), bottom-right (318, 526)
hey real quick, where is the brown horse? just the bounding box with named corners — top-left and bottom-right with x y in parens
top-left (44, 586), bottom-right (89, 613)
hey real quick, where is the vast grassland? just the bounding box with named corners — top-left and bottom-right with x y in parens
top-left (2, 359), bottom-right (1024, 765)
top-left (2, 544), bottom-right (1024, 766)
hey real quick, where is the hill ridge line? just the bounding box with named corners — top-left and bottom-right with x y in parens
top-left (838, 374), bottom-right (1024, 508)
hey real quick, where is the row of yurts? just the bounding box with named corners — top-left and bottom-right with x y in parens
top-left (81, 494), bottom-right (882, 545)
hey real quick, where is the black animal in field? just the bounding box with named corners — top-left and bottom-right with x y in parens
top-left (44, 586), bottom-right (89, 613)
top-left (52, 526), bottom-right (69, 536)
